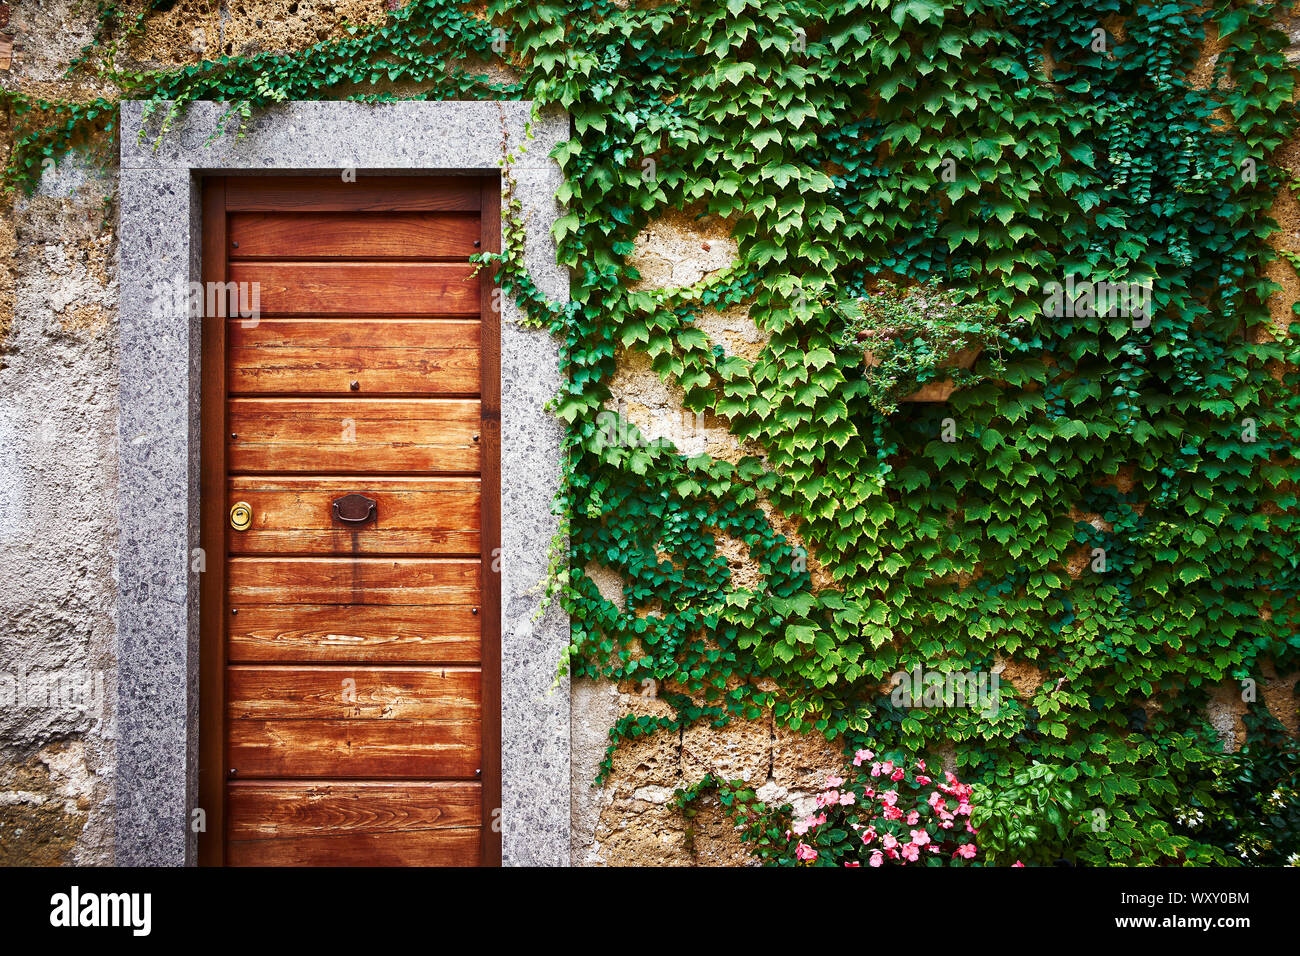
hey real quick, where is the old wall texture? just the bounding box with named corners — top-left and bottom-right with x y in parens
top-left (1, 1), bottom-right (1298, 866)
top-left (0, 0), bottom-right (391, 867)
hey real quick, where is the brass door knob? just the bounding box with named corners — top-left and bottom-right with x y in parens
top-left (229, 501), bottom-right (253, 531)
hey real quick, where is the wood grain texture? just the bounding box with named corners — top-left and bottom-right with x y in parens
top-left (227, 398), bottom-right (480, 473)
top-left (208, 175), bottom-right (498, 866)
top-left (227, 718), bottom-right (480, 778)
top-left (228, 262), bottom-right (479, 315)
top-left (227, 476), bottom-right (480, 555)
top-left (227, 557), bottom-right (480, 606)
top-left (224, 177), bottom-right (481, 213)
top-left (229, 212), bottom-right (480, 259)
top-left (199, 177), bottom-right (229, 867)
top-left (228, 781), bottom-right (481, 834)
top-left (227, 605), bottom-right (481, 664)
top-left (227, 318), bottom-right (481, 395)
top-left (477, 175), bottom-right (504, 867)
top-left (227, 666), bottom-right (480, 720)
top-left (226, 781), bottom-right (481, 866)
top-left (227, 828), bottom-right (480, 866)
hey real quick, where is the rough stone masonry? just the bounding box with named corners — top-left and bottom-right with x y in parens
top-left (2, 1), bottom-right (1300, 867)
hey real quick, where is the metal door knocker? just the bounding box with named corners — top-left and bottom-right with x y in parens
top-left (332, 493), bottom-right (377, 525)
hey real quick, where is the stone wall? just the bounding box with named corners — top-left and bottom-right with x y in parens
top-left (0, 0), bottom-right (383, 867)
top-left (0, 1), bottom-right (1297, 867)
top-left (1, 0), bottom-right (122, 864)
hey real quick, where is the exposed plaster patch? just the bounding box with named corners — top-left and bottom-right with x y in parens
top-left (628, 207), bottom-right (738, 292)
top-left (604, 346), bottom-right (766, 462)
top-left (713, 531), bottom-right (763, 592)
top-left (1261, 665), bottom-right (1300, 738)
top-left (993, 655), bottom-right (1046, 700)
top-left (0, 740), bottom-right (103, 865)
top-left (757, 495), bottom-right (839, 592)
top-left (694, 302), bottom-right (768, 361)
top-left (0, 157), bottom-right (118, 866)
top-left (1207, 681), bottom-right (1249, 752)
top-left (582, 561), bottom-right (627, 612)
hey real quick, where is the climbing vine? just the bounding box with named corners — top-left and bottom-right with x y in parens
top-left (6, 0), bottom-right (1300, 865)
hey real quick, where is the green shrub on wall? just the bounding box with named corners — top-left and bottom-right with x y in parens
top-left (7, 0), bottom-right (1300, 865)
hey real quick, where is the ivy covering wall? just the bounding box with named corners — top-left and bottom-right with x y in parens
top-left (6, 0), bottom-right (1300, 865)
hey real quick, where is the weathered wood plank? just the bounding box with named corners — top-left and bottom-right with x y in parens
top-left (227, 666), bottom-right (480, 720)
top-left (228, 781), bottom-right (481, 834)
top-left (226, 398), bottom-right (481, 473)
top-left (227, 826), bottom-right (481, 866)
top-left (226, 605), bottom-right (481, 664)
top-left (227, 476), bottom-right (480, 555)
top-left (227, 318), bottom-right (481, 395)
top-left (226, 557), bottom-right (480, 606)
top-left (227, 718), bottom-right (480, 778)
top-left (229, 212), bottom-right (480, 259)
top-left (228, 262), bottom-right (479, 315)
top-left (226, 781), bottom-right (483, 864)
top-left (224, 177), bottom-right (480, 213)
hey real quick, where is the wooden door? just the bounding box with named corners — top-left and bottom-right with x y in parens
top-left (198, 176), bottom-right (501, 866)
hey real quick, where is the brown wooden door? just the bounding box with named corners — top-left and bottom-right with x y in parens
top-left (198, 176), bottom-right (501, 867)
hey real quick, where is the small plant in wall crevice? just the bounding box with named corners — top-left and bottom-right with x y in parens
top-left (834, 277), bottom-right (1016, 414)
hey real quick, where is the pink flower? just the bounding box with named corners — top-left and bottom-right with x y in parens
top-left (911, 829), bottom-right (931, 846)
top-left (879, 761), bottom-right (895, 776)
top-left (1012, 861), bottom-right (1025, 867)
top-left (916, 759), bottom-right (927, 771)
top-left (957, 801), bottom-right (972, 816)
top-left (792, 812), bottom-right (825, 836)
top-left (916, 775), bottom-right (931, 786)
top-left (953, 843), bottom-right (977, 860)
top-left (852, 749), bottom-right (875, 766)
top-left (882, 804), bottom-right (903, 820)
top-left (905, 810), bottom-right (920, 825)
top-left (839, 791), bottom-right (856, 806)
top-left (869, 762), bottom-right (883, 777)
top-left (869, 850), bottom-right (884, 867)
top-left (826, 774), bottom-right (845, 788)
top-left (796, 841), bottom-right (818, 862)
top-left (901, 842), bottom-right (920, 862)
top-left (860, 826), bottom-right (877, 844)
top-left (817, 790), bottom-right (840, 808)
top-left (881, 790), bottom-right (898, 807)
top-left (890, 768), bottom-right (905, 781)
top-left (882, 833), bottom-right (899, 850)
top-left (844, 861), bottom-right (860, 867)
top-left (928, 791), bottom-right (945, 810)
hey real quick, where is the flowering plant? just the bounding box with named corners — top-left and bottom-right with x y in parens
top-left (783, 750), bottom-right (983, 867)
top-left (833, 277), bottom-right (1013, 413)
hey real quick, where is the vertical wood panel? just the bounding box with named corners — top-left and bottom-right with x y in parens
top-left (478, 176), bottom-right (503, 867)
top-left (199, 177), bottom-right (228, 867)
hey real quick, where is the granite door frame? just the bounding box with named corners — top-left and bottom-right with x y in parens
top-left (116, 100), bottom-right (570, 866)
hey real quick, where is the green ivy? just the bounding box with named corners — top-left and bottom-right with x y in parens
top-left (8, 0), bottom-right (1300, 865)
